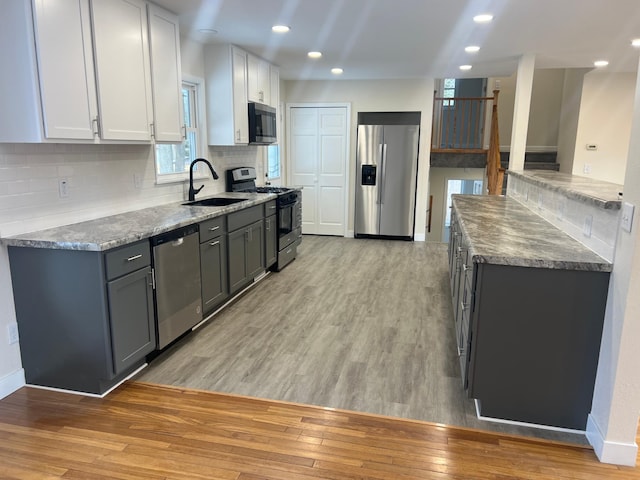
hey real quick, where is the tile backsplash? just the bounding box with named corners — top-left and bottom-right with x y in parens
top-left (0, 143), bottom-right (264, 237)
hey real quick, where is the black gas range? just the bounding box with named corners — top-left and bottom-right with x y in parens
top-left (226, 167), bottom-right (302, 271)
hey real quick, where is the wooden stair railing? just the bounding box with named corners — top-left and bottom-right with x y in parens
top-left (486, 90), bottom-right (504, 195)
top-left (431, 89), bottom-right (504, 195)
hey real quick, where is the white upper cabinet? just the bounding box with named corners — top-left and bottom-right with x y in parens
top-left (147, 3), bottom-right (183, 142)
top-left (204, 44), bottom-right (281, 146)
top-left (205, 44), bottom-right (249, 145)
top-left (0, 0), bottom-right (182, 144)
top-left (269, 65), bottom-right (280, 109)
top-left (31, 0), bottom-right (98, 140)
top-left (247, 54), bottom-right (270, 105)
top-left (91, 0), bottom-right (153, 142)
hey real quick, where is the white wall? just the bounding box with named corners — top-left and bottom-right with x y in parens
top-left (572, 71), bottom-right (636, 184)
top-left (556, 69), bottom-right (590, 174)
top-left (490, 68), bottom-right (566, 152)
top-left (283, 78), bottom-right (434, 239)
top-left (587, 63), bottom-right (640, 466)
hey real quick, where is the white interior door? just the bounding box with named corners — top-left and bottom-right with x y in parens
top-left (289, 106), bottom-right (348, 235)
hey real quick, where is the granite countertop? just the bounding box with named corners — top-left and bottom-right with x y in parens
top-left (452, 195), bottom-right (612, 272)
top-left (1, 192), bottom-right (277, 252)
top-left (507, 170), bottom-right (622, 210)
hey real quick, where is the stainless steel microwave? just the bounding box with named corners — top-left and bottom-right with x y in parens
top-left (248, 102), bottom-right (277, 144)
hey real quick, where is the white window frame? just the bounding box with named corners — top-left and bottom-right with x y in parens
top-left (154, 76), bottom-right (208, 184)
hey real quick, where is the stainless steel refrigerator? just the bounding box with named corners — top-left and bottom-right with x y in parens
top-left (355, 124), bottom-right (419, 239)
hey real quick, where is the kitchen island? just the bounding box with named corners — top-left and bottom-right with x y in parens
top-left (450, 194), bottom-right (611, 431)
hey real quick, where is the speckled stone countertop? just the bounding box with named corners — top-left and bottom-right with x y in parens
top-left (453, 195), bottom-right (612, 272)
top-left (507, 170), bottom-right (622, 210)
top-left (2, 192), bottom-right (277, 252)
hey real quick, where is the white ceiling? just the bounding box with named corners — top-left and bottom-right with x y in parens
top-left (152, 0), bottom-right (640, 80)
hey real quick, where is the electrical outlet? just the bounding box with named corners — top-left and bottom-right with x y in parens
top-left (8, 323), bottom-right (19, 344)
top-left (621, 202), bottom-right (635, 233)
top-left (58, 178), bottom-right (69, 198)
top-left (583, 215), bottom-right (593, 237)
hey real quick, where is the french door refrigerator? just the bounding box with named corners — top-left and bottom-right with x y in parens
top-left (355, 124), bottom-right (419, 239)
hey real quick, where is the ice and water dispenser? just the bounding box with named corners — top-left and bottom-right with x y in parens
top-left (361, 165), bottom-right (377, 186)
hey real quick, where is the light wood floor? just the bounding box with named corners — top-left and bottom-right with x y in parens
top-left (138, 236), bottom-right (587, 444)
top-left (0, 382), bottom-right (638, 479)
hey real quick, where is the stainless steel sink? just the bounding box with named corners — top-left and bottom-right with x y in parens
top-left (182, 197), bottom-right (246, 207)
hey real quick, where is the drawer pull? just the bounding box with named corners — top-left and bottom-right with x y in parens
top-left (268, 205), bottom-right (276, 210)
top-left (286, 248), bottom-right (292, 254)
top-left (209, 241), bottom-right (220, 247)
top-left (209, 226), bottom-right (220, 231)
top-left (126, 254), bottom-right (143, 262)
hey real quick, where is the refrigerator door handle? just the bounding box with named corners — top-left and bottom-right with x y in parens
top-left (380, 144), bottom-right (388, 204)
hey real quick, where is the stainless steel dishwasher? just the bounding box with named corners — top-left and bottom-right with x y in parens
top-left (151, 224), bottom-right (202, 349)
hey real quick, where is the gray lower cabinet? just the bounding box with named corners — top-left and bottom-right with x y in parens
top-left (8, 240), bottom-right (156, 395)
top-left (107, 266), bottom-right (155, 375)
top-left (227, 205), bottom-right (266, 295)
top-left (265, 214), bottom-right (277, 268)
top-left (228, 219), bottom-right (265, 294)
top-left (466, 263), bottom-right (609, 430)
top-left (448, 208), bottom-right (609, 430)
top-left (199, 216), bottom-right (229, 315)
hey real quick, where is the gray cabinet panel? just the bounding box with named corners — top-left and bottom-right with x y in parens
top-left (107, 266), bottom-right (155, 374)
top-left (105, 240), bottom-right (150, 280)
top-left (199, 215), bottom-right (226, 242)
top-left (246, 219), bottom-right (264, 278)
top-left (227, 219), bottom-right (264, 295)
top-left (228, 227), bottom-right (248, 294)
top-left (265, 214), bottom-right (277, 268)
top-left (200, 234), bottom-right (228, 313)
top-left (467, 264), bottom-right (608, 429)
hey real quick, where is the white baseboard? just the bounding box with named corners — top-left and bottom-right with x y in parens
top-left (0, 368), bottom-right (25, 400)
top-left (586, 414), bottom-right (638, 466)
top-left (414, 233), bottom-right (426, 242)
top-left (345, 229), bottom-right (354, 238)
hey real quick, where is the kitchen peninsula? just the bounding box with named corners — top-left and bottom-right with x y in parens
top-left (450, 170), bottom-right (619, 431)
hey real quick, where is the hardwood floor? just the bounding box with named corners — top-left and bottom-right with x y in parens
top-left (0, 382), bottom-right (638, 479)
top-left (138, 236), bottom-right (586, 444)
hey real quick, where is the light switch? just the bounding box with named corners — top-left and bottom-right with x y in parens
top-left (621, 202), bottom-right (635, 233)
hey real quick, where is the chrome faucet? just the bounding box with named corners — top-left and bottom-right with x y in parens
top-left (188, 158), bottom-right (219, 201)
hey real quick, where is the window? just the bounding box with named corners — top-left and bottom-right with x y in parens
top-left (155, 81), bottom-right (203, 183)
top-left (267, 144), bottom-right (281, 181)
top-left (443, 78), bottom-right (456, 107)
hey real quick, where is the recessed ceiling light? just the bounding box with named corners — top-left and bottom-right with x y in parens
top-left (331, 68), bottom-right (343, 75)
top-left (198, 28), bottom-right (218, 35)
top-left (594, 60), bottom-right (609, 67)
top-left (632, 38), bottom-right (640, 47)
top-left (473, 14), bottom-right (493, 23)
top-left (308, 51), bottom-right (322, 59)
top-left (459, 65), bottom-right (472, 71)
top-left (465, 45), bottom-right (480, 53)
top-left (272, 25), bottom-right (290, 33)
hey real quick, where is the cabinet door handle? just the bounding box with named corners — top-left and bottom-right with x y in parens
top-left (268, 205), bottom-right (277, 210)
top-left (209, 240), bottom-right (220, 247)
top-left (181, 124), bottom-right (187, 140)
top-left (460, 301), bottom-right (469, 311)
top-left (150, 123), bottom-right (155, 138)
top-left (209, 225), bottom-right (220, 232)
top-left (127, 254), bottom-right (143, 262)
top-left (92, 116), bottom-right (100, 136)
top-left (266, 219), bottom-right (270, 230)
